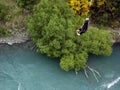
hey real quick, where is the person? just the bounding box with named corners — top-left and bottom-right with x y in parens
top-left (76, 18), bottom-right (89, 36)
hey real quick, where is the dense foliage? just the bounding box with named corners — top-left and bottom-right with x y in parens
top-left (69, 0), bottom-right (90, 16)
top-left (0, 3), bottom-right (8, 20)
top-left (69, 0), bottom-right (106, 16)
top-left (0, 27), bottom-right (10, 37)
top-left (27, 0), bottom-right (113, 71)
top-left (69, 0), bottom-right (120, 27)
top-left (16, 0), bottom-right (34, 9)
top-left (91, 0), bottom-right (120, 27)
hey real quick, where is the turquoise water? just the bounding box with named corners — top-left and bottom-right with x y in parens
top-left (0, 43), bottom-right (120, 90)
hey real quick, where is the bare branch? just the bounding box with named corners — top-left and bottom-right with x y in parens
top-left (83, 65), bottom-right (101, 82)
top-left (83, 68), bottom-right (89, 79)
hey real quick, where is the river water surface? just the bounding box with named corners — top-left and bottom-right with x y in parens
top-left (0, 43), bottom-right (120, 90)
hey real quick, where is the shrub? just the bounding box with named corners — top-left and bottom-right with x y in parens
top-left (27, 0), bottom-right (113, 71)
top-left (16, 0), bottom-right (34, 9)
top-left (69, 0), bottom-right (120, 28)
top-left (69, 0), bottom-right (106, 16)
top-left (0, 27), bottom-right (10, 37)
top-left (69, 0), bottom-right (90, 16)
top-left (0, 3), bottom-right (8, 20)
top-left (91, 0), bottom-right (120, 27)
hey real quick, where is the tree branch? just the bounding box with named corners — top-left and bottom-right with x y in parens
top-left (83, 65), bottom-right (101, 82)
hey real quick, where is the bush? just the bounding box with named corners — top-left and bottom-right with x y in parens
top-left (69, 0), bottom-right (120, 28)
top-left (0, 3), bottom-right (8, 20)
top-left (0, 27), bottom-right (10, 37)
top-left (69, 0), bottom-right (90, 16)
top-left (91, 0), bottom-right (120, 27)
top-left (16, 0), bottom-right (34, 9)
top-left (27, 0), bottom-right (113, 71)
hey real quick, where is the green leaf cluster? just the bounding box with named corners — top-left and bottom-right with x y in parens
top-left (0, 3), bottom-right (8, 20)
top-left (0, 27), bottom-right (10, 37)
top-left (69, 0), bottom-right (90, 16)
top-left (91, 0), bottom-right (120, 27)
top-left (27, 0), bottom-right (113, 71)
top-left (16, 0), bottom-right (34, 9)
top-left (69, 0), bottom-right (120, 28)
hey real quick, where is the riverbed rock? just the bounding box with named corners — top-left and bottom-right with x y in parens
top-left (0, 28), bottom-right (29, 45)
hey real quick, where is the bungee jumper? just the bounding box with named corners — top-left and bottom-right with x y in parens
top-left (76, 0), bottom-right (92, 36)
top-left (76, 18), bottom-right (89, 36)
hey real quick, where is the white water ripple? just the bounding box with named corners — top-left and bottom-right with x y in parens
top-left (107, 77), bottom-right (120, 89)
top-left (99, 77), bottom-right (120, 90)
top-left (18, 83), bottom-right (21, 90)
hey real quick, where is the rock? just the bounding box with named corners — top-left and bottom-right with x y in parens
top-left (8, 42), bottom-right (13, 45)
top-left (0, 29), bottom-right (29, 45)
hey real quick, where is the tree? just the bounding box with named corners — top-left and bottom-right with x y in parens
top-left (0, 3), bottom-right (8, 20)
top-left (16, 0), bottom-right (34, 9)
top-left (27, 0), bottom-right (113, 72)
top-left (69, 0), bottom-right (120, 27)
top-left (91, 0), bottom-right (120, 27)
top-left (69, 0), bottom-right (90, 16)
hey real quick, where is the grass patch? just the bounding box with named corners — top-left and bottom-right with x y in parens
top-left (0, 27), bottom-right (10, 37)
top-left (0, 0), bottom-right (25, 30)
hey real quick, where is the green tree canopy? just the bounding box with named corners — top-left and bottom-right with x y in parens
top-left (27, 0), bottom-right (113, 71)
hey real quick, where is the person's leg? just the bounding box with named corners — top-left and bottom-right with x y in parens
top-left (80, 31), bottom-right (84, 34)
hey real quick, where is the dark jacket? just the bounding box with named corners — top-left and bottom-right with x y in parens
top-left (79, 19), bottom-right (89, 34)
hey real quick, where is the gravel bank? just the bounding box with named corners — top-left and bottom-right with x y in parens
top-left (0, 29), bottom-right (29, 45)
top-left (0, 28), bottom-right (120, 45)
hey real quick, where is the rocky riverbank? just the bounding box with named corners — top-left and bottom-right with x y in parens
top-left (109, 30), bottom-right (120, 43)
top-left (0, 27), bottom-right (120, 45)
top-left (0, 28), bottom-right (29, 45)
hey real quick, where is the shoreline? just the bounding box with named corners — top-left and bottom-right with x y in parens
top-left (109, 30), bottom-right (120, 43)
top-left (0, 28), bottom-right (120, 45)
top-left (0, 28), bottom-right (29, 45)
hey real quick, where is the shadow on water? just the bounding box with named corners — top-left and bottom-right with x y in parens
top-left (0, 42), bottom-right (120, 90)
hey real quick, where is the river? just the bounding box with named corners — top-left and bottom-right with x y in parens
top-left (0, 42), bottom-right (120, 90)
